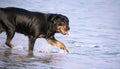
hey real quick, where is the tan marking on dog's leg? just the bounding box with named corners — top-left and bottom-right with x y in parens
top-left (6, 37), bottom-right (14, 48)
top-left (47, 39), bottom-right (69, 53)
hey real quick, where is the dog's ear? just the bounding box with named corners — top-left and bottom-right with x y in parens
top-left (47, 14), bottom-right (58, 22)
top-left (51, 15), bottom-right (57, 21)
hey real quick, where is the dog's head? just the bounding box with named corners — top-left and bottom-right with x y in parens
top-left (48, 14), bottom-right (70, 35)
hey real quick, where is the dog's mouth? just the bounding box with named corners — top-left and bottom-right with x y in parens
top-left (60, 28), bottom-right (69, 35)
top-left (57, 26), bottom-right (69, 35)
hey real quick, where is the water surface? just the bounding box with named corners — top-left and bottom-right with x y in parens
top-left (0, 0), bottom-right (120, 69)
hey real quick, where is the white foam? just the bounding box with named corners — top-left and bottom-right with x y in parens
top-left (12, 45), bottom-right (24, 50)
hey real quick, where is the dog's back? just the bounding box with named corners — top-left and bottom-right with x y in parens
top-left (0, 7), bottom-right (46, 35)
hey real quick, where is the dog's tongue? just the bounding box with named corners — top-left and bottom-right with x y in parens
top-left (60, 28), bottom-right (69, 35)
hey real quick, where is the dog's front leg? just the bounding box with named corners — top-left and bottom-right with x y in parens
top-left (46, 38), bottom-right (69, 53)
top-left (28, 36), bottom-right (36, 52)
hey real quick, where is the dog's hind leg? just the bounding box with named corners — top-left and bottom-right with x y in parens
top-left (5, 24), bottom-right (15, 48)
top-left (5, 30), bottom-right (15, 48)
top-left (1, 19), bottom-right (16, 48)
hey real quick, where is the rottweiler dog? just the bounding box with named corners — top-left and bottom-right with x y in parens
top-left (0, 7), bottom-right (70, 52)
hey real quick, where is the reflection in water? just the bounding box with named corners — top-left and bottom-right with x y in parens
top-left (4, 49), bottom-right (12, 57)
top-left (0, 47), bottom-right (64, 69)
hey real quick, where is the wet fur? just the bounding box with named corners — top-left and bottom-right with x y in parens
top-left (0, 7), bottom-right (69, 52)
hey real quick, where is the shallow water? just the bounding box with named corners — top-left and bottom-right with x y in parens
top-left (0, 0), bottom-right (120, 69)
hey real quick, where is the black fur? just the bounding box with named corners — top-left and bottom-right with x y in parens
top-left (0, 7), bottom-right (70, 52)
